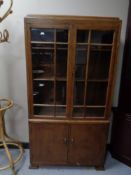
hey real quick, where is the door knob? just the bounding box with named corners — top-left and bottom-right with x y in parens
top-left (63, 138), bottom-right (68, 144)
top-left (70, 138), bottom-right (74, 144)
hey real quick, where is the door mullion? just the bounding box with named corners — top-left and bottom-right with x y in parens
top-left (66, 25), bottom-right (76, 118)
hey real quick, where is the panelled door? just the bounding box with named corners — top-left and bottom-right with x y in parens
top-left (68, 124), bottom-right (108, 165)
top-left (30, 123), bottom-right (68, 165)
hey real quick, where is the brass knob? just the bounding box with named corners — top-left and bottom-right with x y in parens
top-left (70, 138), bottom-right (74, 144)
top-left (63, 138), bottom-right (68, 144)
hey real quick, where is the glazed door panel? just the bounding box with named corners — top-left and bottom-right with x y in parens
top-left (31, 28), bottom-right (69, 118)
top-left (72, 29), bottom-right (115, 119)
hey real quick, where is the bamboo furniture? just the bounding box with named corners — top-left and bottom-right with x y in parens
top-left (0, 0), bottom-right (13, 23)
top-left (0, 99), bottom-right (24, 175)
top-left (0, 1), bottom-right (24, 174)
top-left (25, 15), bottom-right (121, 169)
top-left (0, 0), bottom-right (13, 43)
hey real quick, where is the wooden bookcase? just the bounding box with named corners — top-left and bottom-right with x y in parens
top-left (24, 15), bottom-right (121, 169)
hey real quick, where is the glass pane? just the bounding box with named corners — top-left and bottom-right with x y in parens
top-left (85, 108), bottom-right (105, 117)
top-left (86, 82), bottom-right (107, 105)
top-left (31, 28), bottom-right (54, 42)
top-left (34, 106), bottom-right (54, 116)
top-left (73, 107), bottom-right (85, 117)
top-left (75, 45), bottom-right (87, 79)
top-left (91, 30), bottom-right (114, 44)
top-left (74, 82), bottom-right (85, 105)
top-left (33, 81), bottom-right (54, 104)
top-left (55, 107), bottom-right (66, 116)
top-left (77, 30), bottom-right (89, 43)
top-left (56, 29), bottom-right (68, 42)
top-left (56, 45), bottom-right (67, 78)
top-left (32, 44), bottom-right (54, 78)
top-left (56, 81), bottom-right (66, 105)
top-left (88, 46), bottom-right (111, 80)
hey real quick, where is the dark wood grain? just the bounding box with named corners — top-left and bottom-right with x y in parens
top-left (68, 123), bottom-right (109, 166)
top-left (29, 123), bottom-right (68, 167)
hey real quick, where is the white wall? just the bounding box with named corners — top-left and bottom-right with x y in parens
top-left (0, 0), bottom-right (129, 142)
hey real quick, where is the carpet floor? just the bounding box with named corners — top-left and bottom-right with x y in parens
top-left (0, 149), bottom-right (131, 175)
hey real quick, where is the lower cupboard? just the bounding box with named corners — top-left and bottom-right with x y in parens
top-left (29, 122), bottom-right (109, 169)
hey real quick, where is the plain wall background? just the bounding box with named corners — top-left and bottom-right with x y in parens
top-left (0, 0), bottom-right (129, 142)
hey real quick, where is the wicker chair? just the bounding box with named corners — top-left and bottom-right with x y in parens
top-left (0, 98), bottom-right (24, 175)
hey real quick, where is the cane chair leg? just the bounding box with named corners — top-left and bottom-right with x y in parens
top-left (3, 141), bottom-right (16, 175)
top-left (12, 166), bottom-right (17, 175)
top-left (0, 99), bottom-right (24, 174)
top-left (0, 142), bottom-right (24, 173)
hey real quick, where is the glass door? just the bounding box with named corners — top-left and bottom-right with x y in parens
top-left (73, 30), bottom-right (89, 117)
top-left (31, 28), bottom-right (68, 118)
top-left (73, 29), bottom-right (114, 118)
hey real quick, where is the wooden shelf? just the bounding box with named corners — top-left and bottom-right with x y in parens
top-left (87, 79), bottom-right (108, 82)
top-left (56, 48), bottom-right (68, 50)
top-left (32, 47), bottom-right (68, 50)
top-left (31, 41), bottom-right (68, 45)
top-left (33, 78), bottom-right (55, 81)
top-left (90, 43), bottom-right (113, 46)
top-left (34, 104), bottom-right (66, 107)
top-left (56, 77), bottom-right (67, 81)
top-left (33, 77), bottom-right (67, 81)
top-left (73, 105), bottom-right (105, 108)
top-left (32, 47), bottom-right (54, 50)
top-left (75, 79), bottom-right (108, 82)
top-left (77, 42), bottom-right (112, 45)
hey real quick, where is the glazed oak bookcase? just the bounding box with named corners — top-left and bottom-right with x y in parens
top-left (24, 15), bottom-right (121, 169)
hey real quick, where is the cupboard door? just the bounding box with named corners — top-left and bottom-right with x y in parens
top-left (31, 28), bottom-right (69, 118)
top-left (68, 124), bottom-right (108, 166)
top-left (30, 123), bottom-right (68, 166)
